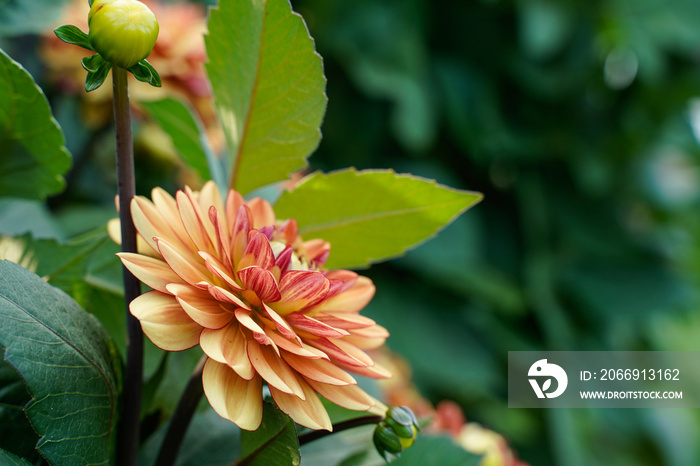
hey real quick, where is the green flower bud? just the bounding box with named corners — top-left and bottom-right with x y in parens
top-left (373, 406), bottom-right (420, 461)
top-left (88, 0), bottom-right (159, 69)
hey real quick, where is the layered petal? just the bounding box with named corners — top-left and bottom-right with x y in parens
top-left (202, 359), bottom-right (263, 430)
top-left (270, 376), bottom-right (332, 431)
top-left (130, 291), bottom-right (201, 350)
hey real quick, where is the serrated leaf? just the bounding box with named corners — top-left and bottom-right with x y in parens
top-left (141, 98), bottom-right (224, 186)
top-left (273, 169), bottom-right (483, 269)
top-left (205, 0), bottom-right (326, 194)
top-left (54, 24), bottom-right (94, 51)
top-left (0, 49), bottom-right (71, 200)
top-left (0, 261), bottom-right (120, 466)
top-left (239, 402), bottom-right (300, 466)
top-left (0, 449), bottom-right (34, 466)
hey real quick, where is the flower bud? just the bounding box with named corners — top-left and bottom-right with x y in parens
top-left (373, 406), bottom-right (420, 460)
top-left (88, 0), bottom-right (159, 69)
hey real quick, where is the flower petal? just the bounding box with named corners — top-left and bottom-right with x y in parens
top-left (200, 325), bottom-right (255, 380)
top-left (269, 378), bottom-right (332, 431)
top-left (109, 218), bottom-right (158, 257)
top-left (312, 275), bottom-right (375, 313)
top-left (117, 252), bottom-right (184, 293)
top-left (234, 308), bottom-right (274, 347)
top-left (132, 193), bottom-right (191, 253)
top-left (130, 291), bottom-right (201, 350)
top-left (198, 181), bottom-right (225, 219)
top-left (305, 378), bottom-right (375, 411)
top-left (238, 266), bottom-right (281, 303)
top-left (282, 352), bottom-right (356, 386)
top-left (247, 341), bottom-right (305, 398)
top-left (238, 231), bottom-right (275, 271)
top-left (176, 189), bottom-right (216, 255)
top-left (308, 337), bottom-right (373, 367)
top-left (266, 329), bottom-right (326, 359)
top-left (272, 270), bottom-right (330, 315)
top-left (261, 303), bottom-right (298, 341)
top-left (166, 283), bottom-right (234, 329)
top-left (202, 359), bottom-right (263, 431)
top-left (343, 324), bottom-right (390, 350)
top-left (156, 238), bottom-right (211, 286)
top-left (286, 312), bottom-right (349, 338)
top-left (337, 360), bottom-right (392, 379)
top-left (199, 251), bottom-right (242, 291)
top-left (247, 197), bottom-right (276, 229)
top-left (313, 312), bottom-right (378, 330)
top-left (205, 284), bottom-right (249, 309)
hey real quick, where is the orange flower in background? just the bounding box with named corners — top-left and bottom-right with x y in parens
top-left (116, 182), bottom-right (390, 430)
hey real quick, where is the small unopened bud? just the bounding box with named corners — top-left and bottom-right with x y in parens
top-left (373, 406), bottom-right (420, 461)
top-left (88, 0), bottom-right (159, 69)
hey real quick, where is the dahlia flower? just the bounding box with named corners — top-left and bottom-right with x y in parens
top-left (115, 181), bottom-right (390, 430)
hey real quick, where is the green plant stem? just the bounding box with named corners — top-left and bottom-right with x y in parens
top-left (113, 66), bottom-right (144, 466)
top-left (297, 415), bottom-right (383, 446)
top-left (155, 355), bottom-right (207, 466)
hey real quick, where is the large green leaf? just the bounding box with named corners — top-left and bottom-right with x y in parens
top-left (205, 0), bottom-right (326, 194)
top-left (0, 49), bottom-right (71, 200)
top-left (0, 351), bottom-right (41, 464)
top-left (238, 402), bottom-right (300, 466)
top-left (273, 169), bottom-right (483, 269)
top-left (0, 260), bottom-right (120, 465)
top-left (141, 98), bottom-right (226, 188)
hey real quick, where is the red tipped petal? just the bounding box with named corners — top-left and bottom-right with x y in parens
top-left (238, 231), bottom-right (275, 270)
top-left (205, 284), bottom-right (248, 309)
top-left (308, 337), bottom-right (373, 367)
top-left (199, 251), bottom-right (242, 291)
top-left (273, 270), bottom-right (330, 314)
top-left (313, 312), bottom-right (378, 330)
top-left (238, 267), bottom-right (281, 303)
top-left (286, 312), bottom-right (349, 338)
top-left (312, 275), bottom-right (375, 313)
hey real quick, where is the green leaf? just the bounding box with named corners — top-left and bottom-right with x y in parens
top-left (0, 49), bottom-right (72, 200)
top-left (0, 449), bottom-right (34, 466)
top-left (392, 435), bottom-right (482, 466)
top-left (140, 59), bottom-right (161, 87)
top-left (54, 25), bottom-right (94, 51)
top-left (0, 352), bottom-right (42, 464)
top-left (141, 98), bottom-right (222, 185)
top-left (84, 57), bottom-right (112, 92)
top-left (273, 168), bottom-right (483, 269)
top-left (129, 59), bottom-right (161, 88)
top-left (0, 0), bottom-right (71, 36)
top-left (0, 260), bottom-right (120, 465)
top-left (239, 402), bottom-right (300, 466)
top-left (205, 0), bottom-right (327, 194)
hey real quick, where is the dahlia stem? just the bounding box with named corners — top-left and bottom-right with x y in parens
top-left (297, 415), bottom-right (384, 446)
top-left (113, 66), bottom-right (144, 466)
top-left (155, 355), bottom-right (207, 466)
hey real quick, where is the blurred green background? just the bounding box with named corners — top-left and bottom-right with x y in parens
top-left (3, 0), bottom-right (700, 465)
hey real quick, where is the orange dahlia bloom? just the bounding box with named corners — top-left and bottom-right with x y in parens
top-left (117, 181), bottom-right (390, 430)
